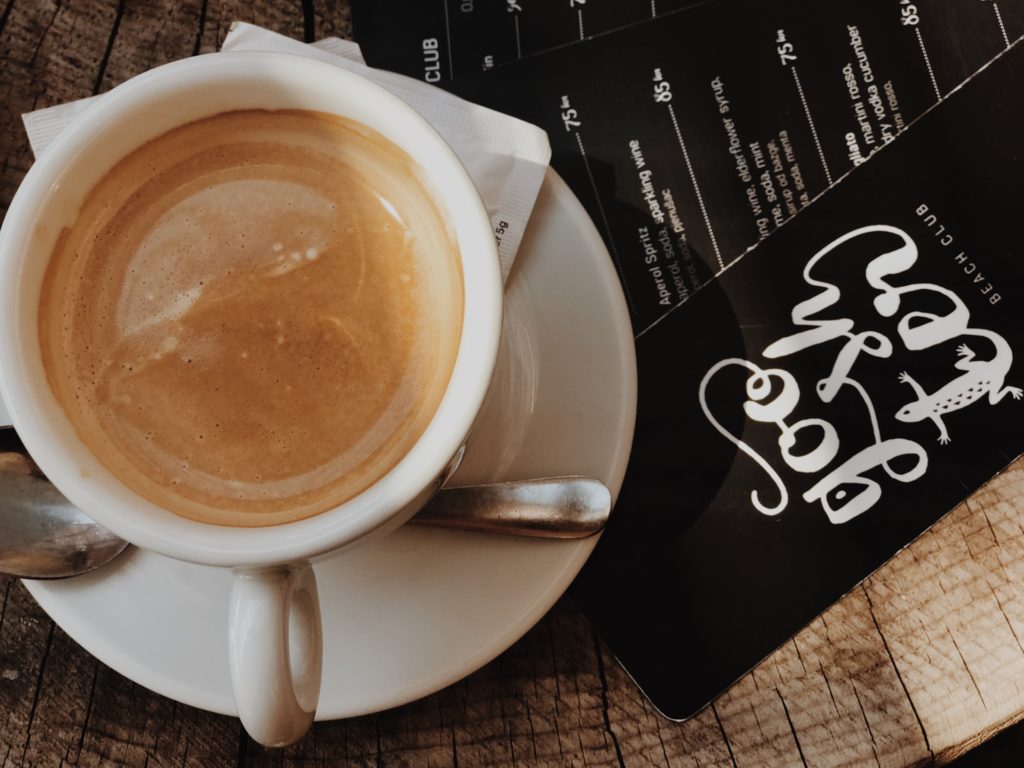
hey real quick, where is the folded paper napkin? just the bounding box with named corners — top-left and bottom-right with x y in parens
top-left (12, 22), bottom-right (553, 429)
top-left (22, 21), bottom-right (551, 278)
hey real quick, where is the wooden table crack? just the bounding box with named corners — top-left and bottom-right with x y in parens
top-left (92, 0), bottom-right (127, 95)
top-left (863, 582), bottom-right (935, 761)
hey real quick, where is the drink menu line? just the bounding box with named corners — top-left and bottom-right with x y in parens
top-left (665, 101), bottom-right (724, 271)
top-left (441, 0), bottom-right (455, 79)
top-left (790, 65), bottom-right (833, 185)
top-left (916, 26), bottom-right (943, 99)
top-left (995, 1), bottom-right (1013, 46)
top-left (573, 128), bottom-right (637, 313)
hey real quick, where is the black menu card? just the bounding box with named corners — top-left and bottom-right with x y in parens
top-left (351, 0), bottom-right (1024, 719)
top-left (572, 39), bottom-right (1024, 717)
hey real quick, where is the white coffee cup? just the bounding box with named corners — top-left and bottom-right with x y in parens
top-left (0, 53), bottom-right (503, 746)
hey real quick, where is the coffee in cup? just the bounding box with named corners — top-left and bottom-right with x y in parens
top-left (38, 109), bottom-right (464, 527)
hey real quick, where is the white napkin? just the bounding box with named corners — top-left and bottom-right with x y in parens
top-left (13, 23), bottom-right (553, 429)
top-left (22, 21), bottom-right (551, 279)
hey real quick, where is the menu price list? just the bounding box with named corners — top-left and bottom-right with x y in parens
top-left (432, 0), bottom-right (1023, 334)
top-left (350, 0), bottom-right (707, 82)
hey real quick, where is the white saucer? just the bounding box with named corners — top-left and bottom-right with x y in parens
top-left (24, 170), bottom-right (637, 719)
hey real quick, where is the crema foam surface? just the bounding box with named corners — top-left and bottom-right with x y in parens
top-left (39, 110), bottom-right (463, 527)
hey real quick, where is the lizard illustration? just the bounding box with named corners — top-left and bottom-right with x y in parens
top-left (895, 328), bottom-right (1022, 444)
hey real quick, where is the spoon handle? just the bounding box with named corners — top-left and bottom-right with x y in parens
top-left (412, 477), bottom-right (610, 539)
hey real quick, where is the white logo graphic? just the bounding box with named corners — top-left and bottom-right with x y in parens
top-left (699, 225), bottom-right (1017, 524)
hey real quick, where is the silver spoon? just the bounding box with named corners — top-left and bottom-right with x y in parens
top-left (0, 451), bottom-right (131, 580)
top-left (0, 447), bottom-right (610, 580)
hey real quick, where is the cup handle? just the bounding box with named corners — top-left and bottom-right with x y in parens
top-left (228, 563), bottom-right (322, 747)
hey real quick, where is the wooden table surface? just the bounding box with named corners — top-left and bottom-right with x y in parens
top-left (3, 1), bottom-right (1024, 765)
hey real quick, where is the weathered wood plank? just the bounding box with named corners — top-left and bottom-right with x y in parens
top-left (0, 580), bottom-right (58, 768)
top-left (4, 1), bottom-right (1024, 766)
top-left (865, 465), bottom-right (1024, 765)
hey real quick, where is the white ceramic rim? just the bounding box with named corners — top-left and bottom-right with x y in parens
top-left (0, 52), bottom-right (503, 567)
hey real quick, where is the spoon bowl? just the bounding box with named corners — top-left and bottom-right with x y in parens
top-left (0, 451), bottom-right (130, 579)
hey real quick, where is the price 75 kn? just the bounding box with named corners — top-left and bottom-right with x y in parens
top-left (776, 30), bottom-right (797, 65)
top-left (560, 96), bottom-right (581, 130)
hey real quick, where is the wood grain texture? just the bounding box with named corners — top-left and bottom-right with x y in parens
top-left (2, 1), bottom-right (1024, 765)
